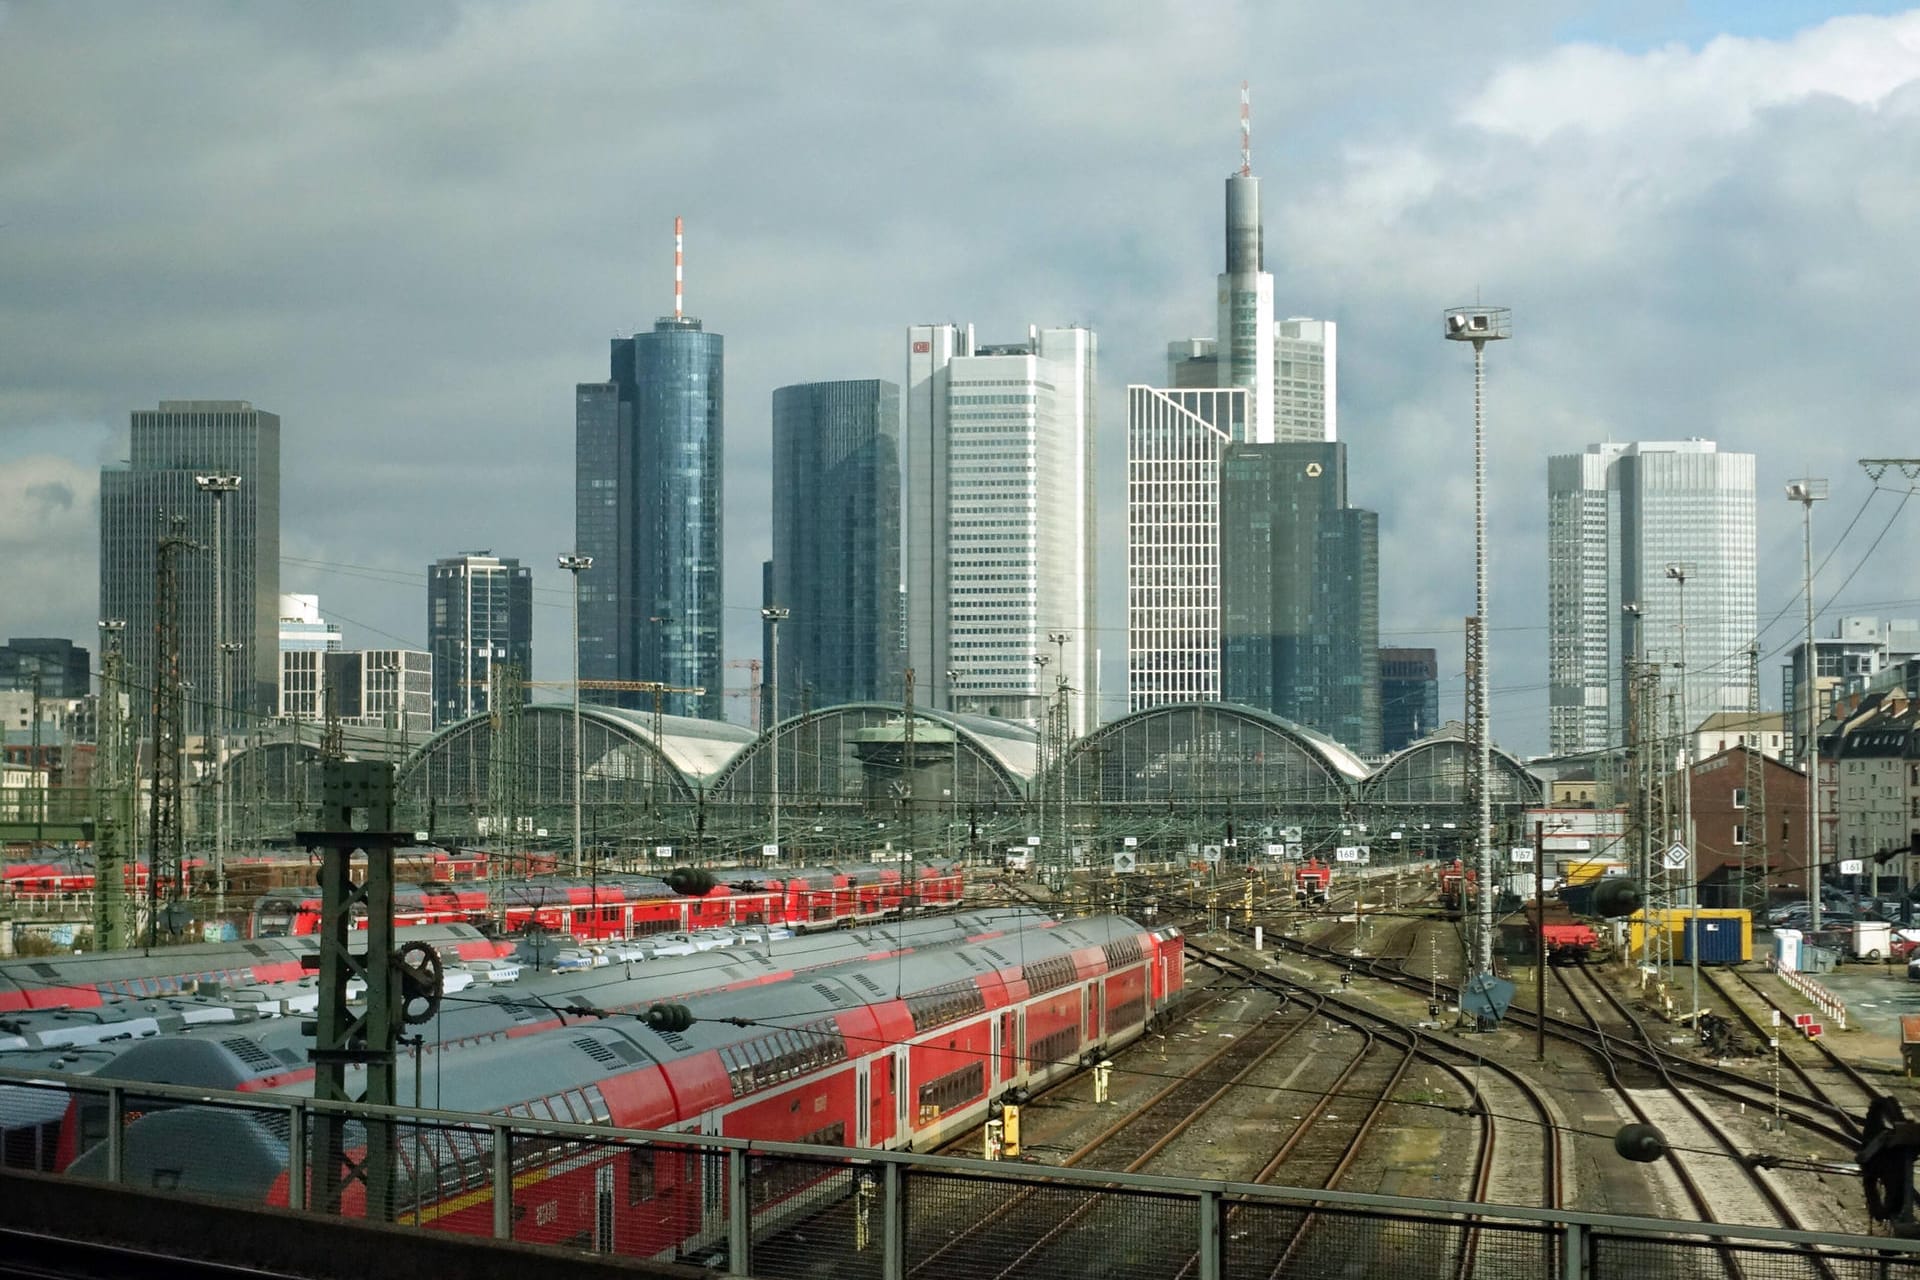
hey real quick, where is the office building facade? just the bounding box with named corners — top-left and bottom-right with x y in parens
top-left (0, 639), bottom-right (90, 698)
top-left (576, 316), bottom-right (724, 720)
top-left (1218, 442), bottom-right (1379, 754)
top-left (99, 400), bottom-right (281, 729)
top-left (769, 379), bottom-right (902, 713)
top-left (427, 553), bottom-right (532, 726)
top-left (1546, 441), bottom-right (1756, 754)
top-left (1379, 648), bottom-right (1440, 754)
top-left (905, 323), bottom-right (1096, 734)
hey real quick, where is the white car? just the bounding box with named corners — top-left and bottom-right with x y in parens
top-left (464, 957), bottom-right (524, 985)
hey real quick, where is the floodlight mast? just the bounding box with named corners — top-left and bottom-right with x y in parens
top-left (1443, 305), bottom-right (1511, 985)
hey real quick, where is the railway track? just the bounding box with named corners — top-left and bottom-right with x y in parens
top-left (1255, 917), bottom-right (1861, 1151)
top-left (1699, 965), bottom-right (1884, 1138)
top-left (1555, 964), bottom-right (1841, 1280)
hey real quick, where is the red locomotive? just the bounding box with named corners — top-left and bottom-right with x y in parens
top-left (71, 914), bottom-right (1187, 1262)
top-left (1438, 859), bottom-right (1478, 917)
top-left (1294, 858), bottom-right (1331, 905)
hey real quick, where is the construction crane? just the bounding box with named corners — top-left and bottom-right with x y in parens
top-left (725, 659), bottom-right (763, 731)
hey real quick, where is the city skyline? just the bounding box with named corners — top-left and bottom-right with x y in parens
top-left (6, 5), bottom-right (1920, 757)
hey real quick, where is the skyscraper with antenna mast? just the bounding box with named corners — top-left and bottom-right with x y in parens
top-left (574, 214), bottom-right (725, 719)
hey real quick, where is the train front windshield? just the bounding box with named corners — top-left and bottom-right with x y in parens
top-left (253, 902), bottom-right (295, 937)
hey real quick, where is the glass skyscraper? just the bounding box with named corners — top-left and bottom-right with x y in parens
top-left (576, 316), bottom-right (724, 720)
top-left (1219, 441), bottom-right (1380, 755)
top-left (1379, 647), bottom-right (1440, 754)
top-left (769, 379), bottom-right (902, 712)
top-left (1546, 440), bottom-right (1756, 754)
top-left (427, 553), bottom-right (532, 727)
top-left (99, 400), bottom-right (281, 727)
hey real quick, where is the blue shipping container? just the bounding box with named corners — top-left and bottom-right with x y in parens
top-left (1683, 917), bottom-right (1744, 965)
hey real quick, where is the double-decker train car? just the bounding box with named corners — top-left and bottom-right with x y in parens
top-left (0, 907), bottom-right (1059, 1166)
top-left (1294, 858), bottom-right (1331, 905)
top-left (73, 914), bottom-right (1185, 1262)
top-left (0, 924), bottom-right (513, 1012)
top-left (251, 862), bottom-right (967, 941)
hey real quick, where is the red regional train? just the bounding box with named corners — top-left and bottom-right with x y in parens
top-left (1293, 858), bottom-right (1331, 905)
top-left (1, 848), bottom-right (493, 900)
top-left (73, 914), bottom-right (1185, 1262)
top-left (249, 862), bottom-right (965, 941)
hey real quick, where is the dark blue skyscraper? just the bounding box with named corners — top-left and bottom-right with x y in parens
top-left (576, 314), bottom-right (724, 720)
top-left (1219, 441), bottom-right (1380, 755)
top-left (768, 380), bottom-right (902, 713)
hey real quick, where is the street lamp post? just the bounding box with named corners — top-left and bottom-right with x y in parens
top-left (1787, 479), bottom-right (1828, 932)
top-left (1666, 563), bottom-right (1698, 1020)
top-left (1443, 305), bottom-right (1511, 982)
top-left (195, 473), bottom-right (240, 926)
top-left (762, 607), bottom-right (790, 854)
top-left (1622, 601), bottom-right (1649, 970)
top-left (1033, 652), bottom-right (1050, 874)
top-left (558, 554), bottom-right (592, 876)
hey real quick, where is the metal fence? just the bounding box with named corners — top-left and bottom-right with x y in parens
top-left (4, 1067), bottom-right (1916, 1280)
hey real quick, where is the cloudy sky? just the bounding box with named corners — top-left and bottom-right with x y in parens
top-left (4, 0), bottom-right (1919, 756)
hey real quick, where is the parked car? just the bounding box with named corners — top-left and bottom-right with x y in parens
top-left (1907, 952), bottom-right (1920, 982)
top-left (463, 957), bottom-right (524, 985)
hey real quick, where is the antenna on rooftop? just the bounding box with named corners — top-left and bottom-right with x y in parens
top-left (1240, 81), bottom-right (1251, 177)
top-left (674, 215), bottom-right (684, 320)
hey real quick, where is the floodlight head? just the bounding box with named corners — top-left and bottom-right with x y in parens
top-left (760, 607), bottom-right (790, 623)
top-left (1665, 564), bottom-right (1688, 583)
top-left (1447, 313), bottom-right (1468, 334)
top-left (1621, 601), bottom-right (1642, 616)
top-left (1442, 305), bottom-right (1512, 343)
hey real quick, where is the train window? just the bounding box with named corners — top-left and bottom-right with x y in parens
top-left (627, 1148), bottom-right (657, 1205)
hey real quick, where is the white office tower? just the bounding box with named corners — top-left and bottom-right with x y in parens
top-left (905, 323), bottom-right (1096, 736)
top-left (1127, 387), bottom-right (1250, 709)
top-left (1275, 317), bottom-right (1336, 442)
top-left (1546, 440), bottom-right (1756, 754)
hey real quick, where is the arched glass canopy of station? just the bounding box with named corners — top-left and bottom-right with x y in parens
top-left (1358, 726), bottom-right (1545, 844)
top-left (709, 705), bottom-right (1031, 818)
top-left (394, 705), bottom-right (756, 853)
top-left (1051, 702), bottom-right (1367, 821)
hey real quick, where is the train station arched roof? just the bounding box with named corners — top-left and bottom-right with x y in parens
top-left (396, 703), bottom-right (758, 811)
top-left (1359, 722), bottom-right (1544, 807)
top-left (707, 704), bottom-right (1033, 805)
top-left (1053, 702), bottom-right (1366, 808)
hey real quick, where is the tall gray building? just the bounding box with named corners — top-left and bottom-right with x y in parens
top-left (427, 553), bottom-right (532, 726)
top-left (576, 315), bottom-right (725, 721)
top-left (905, 324), bottom-right (1097, 734)
top-left (1219, 442), bottom-right (1379, 754)
top-left (768, 380), bottom-right (902, 714)
top-left (1547, 440), bottom-right (1756, 754)
top-left (1379, 647), bottom-right (1440, 755)
top-left (99, 400), bottom-right (281, 728)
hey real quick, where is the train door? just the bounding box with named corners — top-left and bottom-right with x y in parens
top-left (1091, 979), bottom-right (1104, 1044)
top-left (867, 1052), bottom-right (896, 1148)
top-left (857, 1063), bottom-right (871, 1147)
top-left (593, 1161), bottom-right (615, 1252)
top-left (699, 1121), bottom-right (726, 1244)
top-left (895, 1046), bottom-right (911, 1141)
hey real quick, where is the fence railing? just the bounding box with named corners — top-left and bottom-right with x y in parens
top-left (2, 1067), bottom-right (1914, 1280)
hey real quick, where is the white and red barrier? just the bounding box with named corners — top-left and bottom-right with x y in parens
top-left (1766, 958), bottom-right (1849, 1032)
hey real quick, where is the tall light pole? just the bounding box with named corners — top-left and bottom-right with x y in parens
top-left (1622, 601), bottom-right (1650, 969)
top-left (1033, 652), bottom-right (1050, 872)
top-left (1048, 632), bottom-right (1072, 872)
top-left (1666, 563), bottom-right (1698, 1018)
top-left (558, 554), bottom-right (592, 876)
top-left (945, 668), bottom-right (960, 859)
top-left (1787, 479), bottom-right (1827, 931)
top-left (1443, 305), bottom-right (1510, 981)
top-left (194, 473), bottom-right (240, 927)
top-left (761, 607), bottom-right (790, 853)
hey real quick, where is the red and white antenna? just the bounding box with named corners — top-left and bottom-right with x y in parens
top-left (1239, 81), bottom-right (1251, 177)
top-left (673, 215), bottom-right (684, 320)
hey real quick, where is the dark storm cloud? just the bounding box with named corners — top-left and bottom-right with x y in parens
top-left (1, 1), bottom-right (1915, 751)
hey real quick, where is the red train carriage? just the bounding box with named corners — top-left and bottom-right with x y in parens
top-left (76, 914), bottom-right (1185, 1263)
top-left (1294, 858), bottom-right (1331, 905)
top-left (1540, 922), bottom-right (1600, 965)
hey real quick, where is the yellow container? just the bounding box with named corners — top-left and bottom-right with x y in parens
top-left (1562, 859), bottom-right (1629, 885)
top-left (1626, 908), bottom-right (1751, 963)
